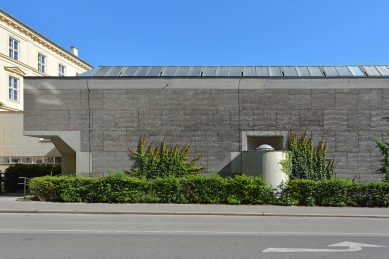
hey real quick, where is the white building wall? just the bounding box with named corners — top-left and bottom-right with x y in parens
top-left (0, 9), bottom-right (92, 171)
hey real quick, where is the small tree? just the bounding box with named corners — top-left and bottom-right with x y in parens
top-left (127, 136), bottom-right (205, 179)
top-left (287, 131), bottom-right (336, 181)
top-left (375, 116), bottom-right (389, 181)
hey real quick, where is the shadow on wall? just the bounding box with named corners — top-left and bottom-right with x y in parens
top-left (219, 161), bottom-right (235, 177)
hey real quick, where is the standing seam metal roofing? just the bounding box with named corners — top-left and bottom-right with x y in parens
top-left (79, 66), bottom-right (389, 77)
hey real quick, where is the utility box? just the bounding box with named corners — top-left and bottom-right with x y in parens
top-left (242, 144), bottom-right (288, 187)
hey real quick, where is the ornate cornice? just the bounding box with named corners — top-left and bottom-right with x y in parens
top-left (0, 10), bottom-right (92, 71)
top-left (4, 66), bottom-right (26, 77)
top-left (0, 53), bottom-right (47, 76)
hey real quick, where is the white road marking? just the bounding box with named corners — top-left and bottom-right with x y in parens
top-left (263, 247), bottom-right (362, 252)
top-left (1, 229), bottom-right (389, 236)
top-left (263, 241), bottom-right (387, 253)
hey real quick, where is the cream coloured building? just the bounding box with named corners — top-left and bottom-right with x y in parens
top-left (0, 9), bottom-right (92, 171)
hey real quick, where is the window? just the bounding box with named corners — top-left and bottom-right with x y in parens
top-left (9, 76), bottom-right (19, 101)
top-left (11, 157), bottom-right (21, 163)
top-left (59, 64), bottom-right (65, 76)
top-left (38, 53), bottom-right (46, 73)
top-left (55, 157), bottom-right (62, 164)
top-left (9, 37), bottom-right (19, 60)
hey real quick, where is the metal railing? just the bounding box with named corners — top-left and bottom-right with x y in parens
top-left (18, 177), bottom-right (30, 199)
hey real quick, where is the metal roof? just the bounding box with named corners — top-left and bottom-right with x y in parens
top-left (79, 66), bottom-right (389, 77)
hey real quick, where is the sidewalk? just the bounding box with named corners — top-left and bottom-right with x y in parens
top-left (1, 193), bottom-right (389, 218)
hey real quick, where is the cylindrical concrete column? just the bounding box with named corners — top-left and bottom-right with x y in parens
top-left (242, 150), bottom-right (289, 187)
top-left (261, 151), bottom-right (289, 187)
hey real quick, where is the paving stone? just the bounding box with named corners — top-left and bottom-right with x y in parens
top-left (104, 90), bottom-right (127, 110)
top-left (173, 89), bottom-right (196, 108)
top-left (358, 89), bottom-right (382, 110)
top-left (288, 89), bottom-right (311, 110)
top-left (81, 89), bottom-right (104, 110)
top-left (91, 110), bottom-right (116, 130)
top-left (253, 110), bottom-right (277, 130)
top-left (46, 111), bottom-right (70, 131)
top-left (35, 90), bottom-right (58, 111)
top-left (81, 130), bottom-right (104, 152)
top-left (335, 89), bottom-right (358, 110)
top-left (70, 111), bottom-right (89, 131)
top-left (195, 89), bottom-right (219, 110)
top-left (371, 110), bottom-right (389, 131)
top-left (300, 110), bottom-right (324, 131)
top-left (264, 89), bottom-right (289, 110)
top-left (241, 89), bottom-right (266, 110)
top-left (150, 88), bottom-right (174, 110)
top-left (348, 110), bottom-right (371, 131)
top-left (276, 110), bottom-right (300, 131)
top-left (127, 89), bottom-right (150, 110)
top-left (324, 110), bottom-right (348, 131)
top-left (348, 152), bottom-right (371, 175)
top-left (335, 132), bottom-right (359, 152)
top-left (358, 131), bottom-right (381, 153)
top-left (312, 89), bottom-right (336, 109)
top-left (231, 110), bottom-right (254, 131)
top-left (57, 90), bottom-right (81, 111)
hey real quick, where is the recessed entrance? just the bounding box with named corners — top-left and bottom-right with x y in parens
top-left (242, 131), bottom-right (288, 151)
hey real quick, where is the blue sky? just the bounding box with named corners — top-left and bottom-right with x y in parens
top-left (2, 0), bottom-right (389, 67)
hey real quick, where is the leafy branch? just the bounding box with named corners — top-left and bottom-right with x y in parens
top-left (127, 136), bottom-right (205, 179)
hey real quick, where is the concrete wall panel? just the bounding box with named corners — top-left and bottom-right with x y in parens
top-left (23, 77), bottom-right (389, 182)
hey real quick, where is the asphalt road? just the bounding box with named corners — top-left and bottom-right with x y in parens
top-left (0, 214), bottom-right (388, 259)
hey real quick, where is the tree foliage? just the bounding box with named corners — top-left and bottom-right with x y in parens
top-left (4, 164), bottom-right (61, 192)
top-left (375, 116), bottom-right (389, 181)
top-left (126, 136), bottom-right (205, 179)
top-left (287, 131), bottom-right (336, 181)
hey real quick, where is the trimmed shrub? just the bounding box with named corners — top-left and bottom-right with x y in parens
top-left (4, 164), bottom-right (61, 192)
top-left (28, 175), bottom-right (62, 201)
top-left (278, 179), bottom-right (389, 207)
top-left (28, 174), bottom-right (273, 204)
top-left (149, 176), bottom-right (188, 203)
top-left (227, 175), bottom-right (274, 205)
top-left (28, 174), bottom-right (389, 207)
top-left (183, 174), bottom-right (228, 204)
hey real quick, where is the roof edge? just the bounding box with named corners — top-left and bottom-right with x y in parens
top-left (0, 9), bottom-right (93, 69)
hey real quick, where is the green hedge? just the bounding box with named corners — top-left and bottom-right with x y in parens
top-left (4, 164), bottom-right (61, 192)
top-left (278, 179), bottom-right (389, 207)
top-left (28, 174), bottom-right (389, 207)
top-left (28, 174), bottom-right (274, 205)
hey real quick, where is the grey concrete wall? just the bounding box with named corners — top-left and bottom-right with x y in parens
top-left (23, 77), bottom-right (389, 182)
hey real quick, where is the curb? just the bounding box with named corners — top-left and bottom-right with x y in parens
top-left (0, 209), bottom-right (388, 218)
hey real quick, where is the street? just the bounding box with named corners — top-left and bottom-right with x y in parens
top-left (0, 214), bottom-right (388, 258)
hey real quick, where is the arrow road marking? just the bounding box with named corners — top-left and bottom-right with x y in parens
top-left (263, 241), bottom-right (387, 253)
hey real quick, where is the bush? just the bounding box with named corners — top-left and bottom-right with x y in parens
top-left (28, 175), bottom-right (63, 201)
top-left (4, 164), bottom-right (61, 192)
top-left (375, 116), bottom-right (389, 181)
top-left (287, 132), bottom-right (336, 181)
top-left (183, 174), bottom-right (228, 204)
top-left (126, 136), bottom-right (205, 179)
top-left (28, 173), bottom-right (273, 204)
top-left (278, 179), bottom-right (389, 207)
top-left (28, 174), bottom-right (389, 207)
top-left (227, 175), bottom-right (274, 204)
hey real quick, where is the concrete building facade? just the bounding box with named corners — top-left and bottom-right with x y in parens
top-left (24, 65), bottom-right (389, 182)
top-left (0, 9), bottom-right (92, 171)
